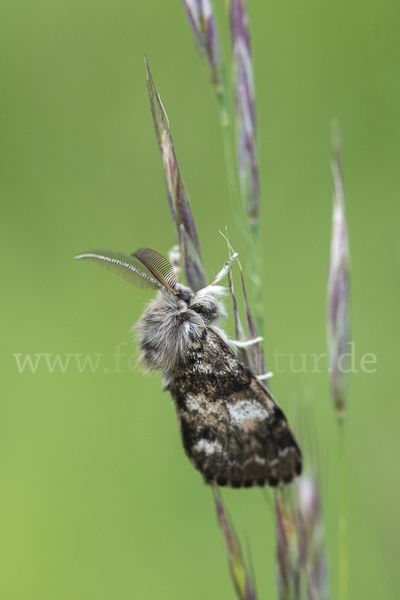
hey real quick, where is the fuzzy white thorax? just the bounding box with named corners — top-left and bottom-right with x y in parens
top-left (135, 284), bottom-right (227, 377)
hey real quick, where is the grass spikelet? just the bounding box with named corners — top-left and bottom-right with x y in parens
top-left (182, 0), bottom-right (225, 92)
top-left (213, 487), bottom-right (257, 600)
top-left (145, 56), bottom-right (206, 292)
top-left (327, 121), bottom-right (350, 417)
top-left (229, 0), bottom-right (259, 229)
top-left (275, 474), bottom-right (330, 600)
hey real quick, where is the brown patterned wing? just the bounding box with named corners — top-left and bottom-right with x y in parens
top-left (170, 329), bottom-right (302, 488)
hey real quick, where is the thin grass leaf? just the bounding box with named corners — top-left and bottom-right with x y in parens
top-left (240, 270), bottom-right (265, 377)
top-left (221, 230), bottom-right (267, 378)
top-left (213, 488), bottom-right (257, 600)
top-left (228, 269), bottom-right (251, 369)
top-left (145, 57), bottom-right (206, 292)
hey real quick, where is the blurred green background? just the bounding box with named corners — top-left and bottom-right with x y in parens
top-left (1, 0), bottom-right (399, 598)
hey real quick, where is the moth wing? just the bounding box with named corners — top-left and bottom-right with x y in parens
top-left (75, 250), bottom-right (162, 291)
top-left (171, 330), bottom-right (302, 488)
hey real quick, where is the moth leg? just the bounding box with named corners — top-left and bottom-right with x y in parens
top-left (257, 371), bottom-right (274, 381)
top-left (228, 337), bottom-right (274, 379)
top-left (230, 336), bottom-right (264, 348)
top-left (209, 252), bottom-right (239, 286)
top-left (168, 245), bottom-right (181, 280)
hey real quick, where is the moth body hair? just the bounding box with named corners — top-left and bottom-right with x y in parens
top-left (135, 283), bottom-right (227, 380)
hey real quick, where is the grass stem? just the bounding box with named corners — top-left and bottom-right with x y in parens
top-left (338, 417), bottom-right (348, 600)
top-left (216, 88), bottom-right (252, 250)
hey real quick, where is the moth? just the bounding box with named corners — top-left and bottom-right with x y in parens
top-left (76, 246), bottom-right (302, 487)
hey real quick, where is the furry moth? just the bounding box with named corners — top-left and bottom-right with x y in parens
top-left (75, 247), bottom-right (302, 488)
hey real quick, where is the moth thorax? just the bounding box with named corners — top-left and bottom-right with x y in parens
top-left (136, 293), bottom-right (205, 374)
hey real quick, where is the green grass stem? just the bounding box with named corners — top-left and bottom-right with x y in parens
top-left (338, 417), bottom-right (348, 600)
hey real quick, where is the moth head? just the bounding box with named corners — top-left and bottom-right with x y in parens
top-left (173, 284), bottom-right (195, 311)
top-left (75, 246), bottom-right (237, 324)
